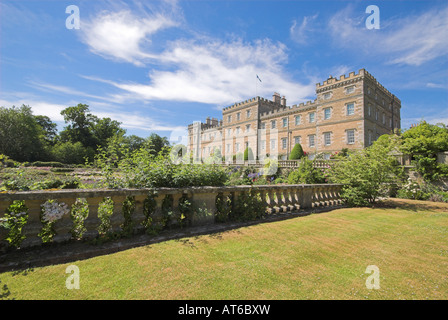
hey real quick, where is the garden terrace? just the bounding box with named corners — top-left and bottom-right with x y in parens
top-left (0, 184), bottom-right (343, 251)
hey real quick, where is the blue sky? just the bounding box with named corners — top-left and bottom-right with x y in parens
top-left (1, 0), bottom-right (447, 141)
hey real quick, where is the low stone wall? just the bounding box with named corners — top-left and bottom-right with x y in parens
top-left (0, 184), bottom-right (343, 250)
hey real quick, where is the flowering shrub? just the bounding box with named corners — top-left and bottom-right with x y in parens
top-left (39, 200), bottom-right (70, 242)
top-left (397, 179), bottom-right (427, 200)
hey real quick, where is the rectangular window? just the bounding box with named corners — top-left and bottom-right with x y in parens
top-left (237, 112), bottom-right (241, 120)
top-left (271, 120), bottom-right (276, 129)
top-left (294, 136), bottom-right (301, 145)
top-left (346, 86), bottom-right (355, 94)
top-left (226, 144), bottom-right (230, 153)
top-left (346, 103), bottom-right (355, 116)
top-left (347, 129), bottom-right (355, 144)
top-left (246, 110), bottom-right (251, 118)
top-left (295, 115), bottom-right (301, 126)
top-left (309, 135), bottom-right (315, 148)
top-left (368, 104), bottom-right (371, 117)
top-left (324, 108), bottom-right (331, 120)
top-left (282, 138), bottom-right (287, 149)
top-left (227, 115), bottom-right (231, 123)
top-left (270, 139), bottom-right (276, 150)
top-left (382, 113), bottom-right (386, 124)
top-left (323, 92), bottom-right (331, 100)
top-left (324, 132), bottom-right (331, 146)
top-left (368, 131), bottom-right (372, 146)
top-left (261, 140), bottom-right (266, 150)
top-left (227, 128), bottom-right (231, 136)
top-left (282, 118), bottom-right (288, 127)
top-left (246, 124), bottom-right (250, 132)
top-left (309, 112), bottom-right (315, 123)
top-left (236, 127), bottom-right (240, 135)
top-left (261, 122), bottom-right (266, 129)
top-left (235, 142), bottom-right (240, 152)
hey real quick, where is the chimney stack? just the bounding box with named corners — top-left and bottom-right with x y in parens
top-left (272, 92), bottom-right (281, 104)
top-left (206, 117), bottom-right (211, 125)
top-left (281, 96), bottom-right (286, 106)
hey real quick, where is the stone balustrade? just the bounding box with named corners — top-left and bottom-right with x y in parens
top-left (0, 184), bottom-right (343, 250)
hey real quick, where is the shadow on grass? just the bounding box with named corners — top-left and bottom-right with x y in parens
top-left (0, 205), bottom-right (342, 274)
top-left (376, 198), bottom-right (448, 213)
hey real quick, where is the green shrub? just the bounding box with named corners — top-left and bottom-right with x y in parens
top-left (233, 190), bottom-right (266, 221)
top-left (244, 147), bottom-right (254, 161)
top-left (328, 136), bottom-right (404, 206)
top-left (31, 161), bottom-right (65, 168)
top-left (289, 143), bottom-right (304, 160)
top-left (287, 158), bottom-right (326, 184)
top-left (0, 200), bottom-right (28, 247)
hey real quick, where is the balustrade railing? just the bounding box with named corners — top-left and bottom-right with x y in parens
top-left (0, 184), bottom-right (343, 250)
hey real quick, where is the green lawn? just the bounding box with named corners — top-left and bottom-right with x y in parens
top-left (1, 198), bottom-right (448, 300)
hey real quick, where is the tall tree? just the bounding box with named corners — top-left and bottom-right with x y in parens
top-left (92, 117), bottom-right (126, 149)
top-left (146, 133), bottom-right (170, 156)
top-left (60, 103), bottom-right (98, 149)
top-left (0, 105), bottom-right (45, 162)
top-left (34, 115), bottom-right (58, 145)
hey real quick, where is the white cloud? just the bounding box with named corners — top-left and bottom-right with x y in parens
top-left (290, 14), bottom-right (319, 45)
top-left (81, 9), bottom-right (178, 66)
top-left (328, 5), bottom-right (448, 66)
top-left (78, 4), bottom-right (315, 106)
top-left (84, 37), bottom-right (315, 105)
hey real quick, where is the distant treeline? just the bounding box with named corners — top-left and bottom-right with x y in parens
top-left (0, 103), bottom-right (169, 164)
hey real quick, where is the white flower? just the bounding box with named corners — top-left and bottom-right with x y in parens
top-left (41, 201), bottom-right (70, 223)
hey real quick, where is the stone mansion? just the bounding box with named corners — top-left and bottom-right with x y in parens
top-left (187, 68), bottom-right (401, 161)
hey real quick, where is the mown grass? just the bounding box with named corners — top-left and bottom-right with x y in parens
top-left (1, 198), bottom-right (447, 300)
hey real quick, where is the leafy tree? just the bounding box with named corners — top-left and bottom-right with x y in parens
top-left (328, 135), bottom-right (403, 206)
top-left (34, 115), bottom-right (58, 145)
top-left (60, 103), bottom-right (98, 149)
top-left (146, 133), bottom-right (170, 156)
top-left (51, 141), bottom-right (93, 164)
top-left (123, 135), bottom-right (146, 153)
top-left (289, 143), bottom-right (304, 160)
top-left (0, 105), bottom-right (46, 162)
top-left (92, 117), bottom-right (126, 149)
top-left (400, 121), bottom-right (448, 181)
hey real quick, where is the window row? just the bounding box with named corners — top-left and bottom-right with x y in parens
top-left (260, 103), bottom-right (356, 129)
top-left (227, 109), bottom-right (252, 123)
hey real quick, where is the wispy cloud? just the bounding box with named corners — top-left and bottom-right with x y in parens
top-left (80, 2), bottom-right (180, 66)
top-left (290, 14), bottom-right (319, 45)
top-left (78, 3), bottom-right (315, 106)
top-left (328, 5), bottom-right (448, 66)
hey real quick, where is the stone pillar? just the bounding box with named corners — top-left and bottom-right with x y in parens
top-left (258, 190), bottom-right (269, 215)
top-left (191, 191), bottom-right (217, 225)
top-left (152, 193), bottom-right (166, 227)
top-left (53, 198), bottom-right (76, 243)
top-left (171, 193), bottom-right (184, 226)
top-left (301, 186), bottom-right (313, 209)
top-left (83, 197), bottom-right (104, 239)
top-left (21, 199), bottom-right (44, 248)
top-left (133, 194), bottom-right (148, 232)
top-left (110, 195), bottom-right (127, 232)
top-left (266, 189), bottom-right (276, 214)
